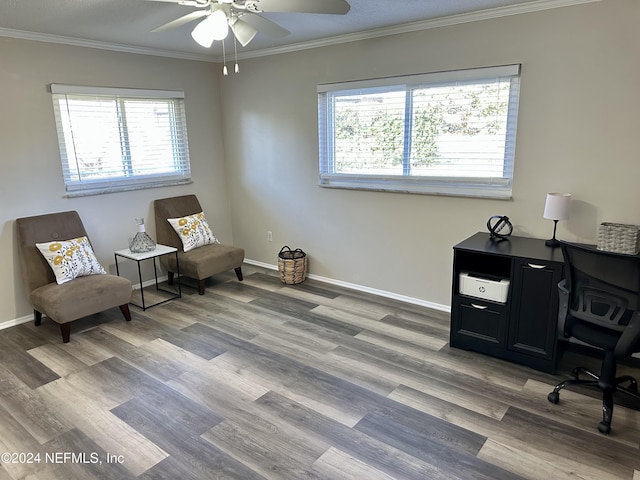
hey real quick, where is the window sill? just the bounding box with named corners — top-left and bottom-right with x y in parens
top-left (319, 175), bottom-right (512, 199)
top-left (64, 179), bottom-right (193, 198)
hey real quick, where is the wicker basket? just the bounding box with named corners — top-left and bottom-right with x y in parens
top-left (597, 223), bottom-right (640, 255)
top-left (278, 246), bottom-right (308, 284)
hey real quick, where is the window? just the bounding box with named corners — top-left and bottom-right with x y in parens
top-left (51, 84), bottom-right (191, 197)
top-left (317, 65), bottom-right (521, 198)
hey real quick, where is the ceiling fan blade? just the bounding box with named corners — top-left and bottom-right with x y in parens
top-left (254, 0), bottom-right (350, 14)
top-left (230, 18), bottom-right (258, 47)
top-left (152, 10), bottom-right (209, 32)
top-left (239, 13), bottom-right (289, 38)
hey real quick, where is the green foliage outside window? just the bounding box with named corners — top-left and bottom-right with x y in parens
top-left (333, 82), bottom-right (509, 174)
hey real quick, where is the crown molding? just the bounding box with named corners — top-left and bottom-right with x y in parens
top-left (0, 0), bottom-right (599, 64)
top-left (229, 0), bottom-right (600, 61)
top-left (0, 27), bottom-right (216, 62)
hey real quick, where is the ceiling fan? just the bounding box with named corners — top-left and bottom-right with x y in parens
top-left (148, 0), bottom-right (351, 48)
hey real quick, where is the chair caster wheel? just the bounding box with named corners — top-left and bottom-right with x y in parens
top-left (547, 392), bottom-right (559, 404)
top-left (597, 422), bottom-right (611, 434)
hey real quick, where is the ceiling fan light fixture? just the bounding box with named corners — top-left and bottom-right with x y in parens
top-left (190, 9), bottom-right (229, 47)
top-left (191, 16), bottom-right (216, 47)
top-left (153, 0), bottom-right (351, 51)
top-left (209, 9), bottom-right (229, 40)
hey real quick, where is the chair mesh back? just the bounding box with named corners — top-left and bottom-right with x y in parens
top-left (561, 242), bottom-right (640, 330)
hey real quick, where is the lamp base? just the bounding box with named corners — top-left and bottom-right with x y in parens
top-left (545, 238), bottom-right (561, 248)
top-left (545, 219), bottom-right (561, 248)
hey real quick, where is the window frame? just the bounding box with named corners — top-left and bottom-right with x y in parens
top-left (317, 65), bottom-right (521, 199)
top-left (50, 84), bottom-right (192, 197)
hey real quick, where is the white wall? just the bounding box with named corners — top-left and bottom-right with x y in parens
top-left (220, 0), bottom-right (640, 308)
top-left (0, 38), bottom-right (229, 323)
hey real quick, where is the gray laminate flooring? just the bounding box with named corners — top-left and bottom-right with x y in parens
top-left (2, 265), bottom-right (640, 479)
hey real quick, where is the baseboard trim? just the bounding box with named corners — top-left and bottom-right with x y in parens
top-left (0, 314), bottom-right (33, 330)
top-left (134, 276), bottom-right (169, 290)
top-left (244, 259), bottom-right (451, 313)
top-left (2, 265), bottom-right (450, 332)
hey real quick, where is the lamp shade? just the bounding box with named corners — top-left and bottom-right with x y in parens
top-left (543, 192), bottom-right (571, 221)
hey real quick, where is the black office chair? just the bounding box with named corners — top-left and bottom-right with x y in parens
top-left (547, 241), bottom-right (640, 434)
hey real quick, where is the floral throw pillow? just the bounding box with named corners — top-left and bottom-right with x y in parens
top-left (167, 211), bottom-right (219, 252)
top-left (36, 236), bottom-right (107, 285)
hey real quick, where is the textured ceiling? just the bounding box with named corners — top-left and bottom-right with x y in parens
top-left (0, 0), bottom-right (590, 60)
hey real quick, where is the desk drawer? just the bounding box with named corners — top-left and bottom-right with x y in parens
top-left (451, 297), bottom-right (508, 349)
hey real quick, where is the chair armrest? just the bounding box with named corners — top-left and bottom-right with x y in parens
top-left (615, 311), bottom-right (640, 357)
top-left (557, 279), bottom-right (570, 338)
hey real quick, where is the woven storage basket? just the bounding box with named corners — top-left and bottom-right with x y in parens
top-left (278, 246), bottom-right (307, 284)
top-left (597, 223), bottom-right (640, 255)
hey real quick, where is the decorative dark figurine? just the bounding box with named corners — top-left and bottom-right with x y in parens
top-left (487, 215), bottom-right (513, 241)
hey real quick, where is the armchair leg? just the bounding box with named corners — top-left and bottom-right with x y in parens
top-left (34, 310), bottom-right (42, 326)
top-left (119, 304), bottom-right (132, 322)
top-left (198, 279), bottom-right (206, 295)
top-left (167, 271), bottom-right (174, 286)
top-left (234, 267), bottom-right (244, 281)
top-left (60, 323), bottom-right (71, 343)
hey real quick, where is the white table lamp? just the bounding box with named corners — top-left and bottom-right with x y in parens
top-left (543, 192), bottom-right (571, 247)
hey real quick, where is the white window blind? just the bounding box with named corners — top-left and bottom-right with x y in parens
top-left (317, 65), bottom-right (521, 198)
top-left (51, 84), bottom-right (192, 197)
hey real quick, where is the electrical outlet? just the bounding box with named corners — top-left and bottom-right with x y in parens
top-left (267, 231), bottom-right (273, 242)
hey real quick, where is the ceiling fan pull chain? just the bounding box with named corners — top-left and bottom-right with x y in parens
top-left (234, 34), bottom-right (240, 73)
top-left (222, 37), bottom-right (228, 75)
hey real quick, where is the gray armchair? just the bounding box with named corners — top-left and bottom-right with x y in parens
top-left (16, 211), bottom-right (132, 343)
top-left (154, 194), bottom-right (244, 295)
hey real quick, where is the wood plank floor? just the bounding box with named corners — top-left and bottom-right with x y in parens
top-left (2, 265), bottom-right (640, 479)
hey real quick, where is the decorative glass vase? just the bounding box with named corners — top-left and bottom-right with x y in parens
top-left (129, 218), bottom-right (156, 253)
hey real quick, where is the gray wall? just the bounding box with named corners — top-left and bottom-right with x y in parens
top-left (220, 0), bottom-right (640, 307)
top-left (1, 0), bottom-right (638, 325)
top-left (1, 38), bottom-right (229, 323)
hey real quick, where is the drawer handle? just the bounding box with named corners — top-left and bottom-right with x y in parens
top-left (528, 263), bottom-right (546, 269)
top-left (471, 303), bottom-right (488, 310)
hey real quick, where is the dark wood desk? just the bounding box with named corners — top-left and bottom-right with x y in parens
top-left (450, 232), bottom-right (565, 373)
